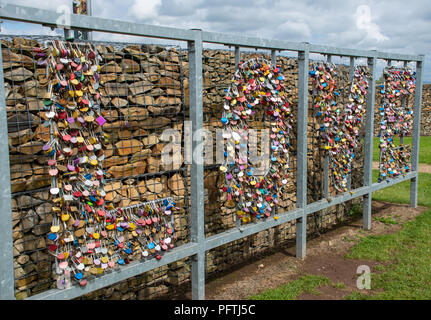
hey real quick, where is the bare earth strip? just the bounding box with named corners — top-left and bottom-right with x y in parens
top-left (200, 201), bottom-right (426, 300)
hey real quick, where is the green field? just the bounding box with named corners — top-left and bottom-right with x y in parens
top-left (250, 173), bottom-right (431, 300)
top-left (372, 171), bottom-right (431, 207)
top-left (249, 275), bottom-right (330, 300)
top-left (373, 136), bottom-right (431, 164)
top-left (250, 138), bottom-right (431, 300)
top-left (345, 208), bottom-right (431, 299)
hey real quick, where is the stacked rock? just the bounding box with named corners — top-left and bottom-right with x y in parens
top-left (310, 62), bottom-right (370, 192)
top-left (219, 58), bottom-right (294, 224)
top-left (37, 41), bottom-right (181, 287)
top-left (377, 67), bottom-right (415, 181)
top-left (3, 37), bottom-right (364, 299)
top-left (4, 38), bottom-right (186, 297)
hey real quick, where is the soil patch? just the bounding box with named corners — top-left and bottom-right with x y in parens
top-left (204, 201), bottom-right (426, 300)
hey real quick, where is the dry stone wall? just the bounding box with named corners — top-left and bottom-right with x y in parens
top-left (420, 84), bottom-right (431, 135)
top-left (4, 37), bottom-right (364, 300)
top-left (373, 83), bottom-right (431, 136)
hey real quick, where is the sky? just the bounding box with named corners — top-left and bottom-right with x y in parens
top-left (1, 0), bottom-right (430, 82)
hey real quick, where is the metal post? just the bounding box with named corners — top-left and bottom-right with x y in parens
top-left (323, 54), bottom-right (331, 198)
top-left (363, 52), bottom-right (377, 230)
top-left (64, 29), bottom-right (74, 41)
top-left (400, 61), bottom-right (409, 145)
top-left (347, 56), bottom-right (355, 190)
top-left (86, 0), bottom-right (93, 40)
top-left (271, 49), bottom-right (276, 66)
top-left (73, 0), bottom-right (92, 40)
top-left (188, 29), bottom-right (205, 300)
top-left (234, 46), bottom-right (240, 68)
top-left (296, 44), bottom-right (309, 258)
top-left (233, 46), bottom-right (242, 231)
top-left (410, 56), bottom-right (424, 208)
top-left (0, 44), bottom-right (15, 300)
top-left (349, 56), bottom-right (355, 82)
top-left (323, 155), bottom-right (329, 197)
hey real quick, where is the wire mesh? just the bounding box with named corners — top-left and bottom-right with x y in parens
top-left (2, 35), bottom-right (190, 299)
top-left (200, 46), bottom-right (298, 238)
top-left (0, 34), bottom-right (397, 301)
top-left (205, 221), bottom-right (297, 281)
top-left (76, 257), bottom-right (192, 300)
top-left (375, 65), bottom-right (416, 182)
top-left (306, 58), bottom-right (366, 234)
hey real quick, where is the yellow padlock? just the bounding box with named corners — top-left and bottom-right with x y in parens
top-left (85, 115), bottom-right (94, 122)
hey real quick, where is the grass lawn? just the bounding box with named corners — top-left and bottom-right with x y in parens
top-left (346, 208), bottom-right (431, 299)
top-left (372, 136), bottom-right (431, 164)
top-left (249, 275), bottom-right (330, 300)
top-left (345, 171), bottom-right (431, 299)
top-left (249, 136), bottom-right (431, 300)
top-left (249, 172), bottom-right (431, 300)
top-left (372, 171), bottom-right (431, 207)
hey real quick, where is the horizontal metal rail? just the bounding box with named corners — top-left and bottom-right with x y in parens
top-left (0, 4), bottom-right (424, 62)
top-left (205, 209), bottom-right (303, 251)
top-left (306, 171), bottom-right (418, 215)
top-left (0, 4), bottom-right (196, 41)
top-left (201, 31), bottom-right (306, 51)
top-left (0, 3), bottom-right (424, 301)
top-left (26, 169), bottom-right (418, 300)
top-left (309, 45), bottom-right (424, 61)
top-left (26, 243), bottom-right (199, 300)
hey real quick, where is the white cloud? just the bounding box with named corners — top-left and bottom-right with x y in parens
top-left (2, 0), bottom-right (70, 11)
top-left (129, 0), bottom-right (162, 21)
top-left (355, 5), bottom-right (389, 43)
top-left (278, 21), bottom-right (311, 41)
top-left (0, 0), bottom-right (430, 81)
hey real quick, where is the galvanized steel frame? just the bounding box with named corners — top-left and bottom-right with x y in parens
top-left (0, 4), bottom-right (425, 300)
